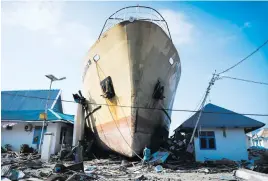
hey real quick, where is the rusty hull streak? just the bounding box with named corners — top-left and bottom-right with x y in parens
top-left (83, 20), bottom-right (181, 157)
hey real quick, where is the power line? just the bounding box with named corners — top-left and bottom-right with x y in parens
top-left (218, 39), bottom-right (268, 75)
top-left (221, 76), bottom-right (268, 86)
top-left (2, 92), bottom-right (268, 117)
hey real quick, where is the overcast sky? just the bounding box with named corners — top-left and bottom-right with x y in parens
top-left (2, 1), bottom-right (268, 132)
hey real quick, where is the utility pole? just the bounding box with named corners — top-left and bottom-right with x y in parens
top-left (188, 71), bottom-right (220, 149)
top-left (39, 74), bottom-right (66, 153)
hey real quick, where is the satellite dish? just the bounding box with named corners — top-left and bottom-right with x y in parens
top-left (129, 16), bottom-right (135, 23)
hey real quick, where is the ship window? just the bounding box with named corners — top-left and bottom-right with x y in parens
top-left (93, 54), bottom-right (100, 62)
top-left (169, 58), bottom-right (174, 65)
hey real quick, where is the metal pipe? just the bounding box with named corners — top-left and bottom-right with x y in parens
top-left (38, 75), bottom-right (66, 153)
top-left (39, 80), bottom-right (53, 153)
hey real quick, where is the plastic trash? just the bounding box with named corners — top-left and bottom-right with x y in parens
top-left (155, 165), bottom-right (163, 173)
top-left (8, 169), bottom-right (25, 180)
top-left (84, 166), bottom-right (97, 175)
top-left (149, 151), bottom-right (170, 165)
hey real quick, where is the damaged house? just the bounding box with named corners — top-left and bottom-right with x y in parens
top-left (174, 103), bottom-right (265, 162)
top-left (251, 128), bottom-right (268, 148)
top-left (1, 89), bottom-right (74, 154)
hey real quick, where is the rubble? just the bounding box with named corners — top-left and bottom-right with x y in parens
top-left (20, 144), bottom-right (35, 154)
top-left (0, 134), bottom-right (250, 181)
top-left (247, 146), bottom-right (268, 174)
top-left (134, 174), bottom-right (146, 181)
top-left (0, 151), bottom-right (241, 181)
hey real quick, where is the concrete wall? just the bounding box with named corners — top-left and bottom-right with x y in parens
top-left (49, 122), bottom-right (73, 154)
top-left (1, 121), bottom-right (73, 154)
top-left (1, 122), bottom-right (41, 151)
top-left (48, 122), bottom-right (61, 154)
top-left (194, 128), bottom-right (248, 162)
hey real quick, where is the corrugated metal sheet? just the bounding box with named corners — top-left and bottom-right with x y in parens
top-left (52, 95), bottom-right (63, 113)
top-left (177, 104), bottom-right (265, 132)
top-left (1, 90), bottom-right (74, 123)
top-left (56, 112), bottom-right (74, 122)
top-left (1, 109), bottom-right (74, 122)
top-left (1, 89), bottom-right (60, 111)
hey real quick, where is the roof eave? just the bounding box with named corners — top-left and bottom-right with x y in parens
top-left (177, 124), bottom-right (265, 133)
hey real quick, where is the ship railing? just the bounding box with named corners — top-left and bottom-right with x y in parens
top-left (98, 6), bottom-right (173, 42)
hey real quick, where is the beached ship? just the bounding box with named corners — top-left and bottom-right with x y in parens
top-left (82, 6), bottom-right (181, 157)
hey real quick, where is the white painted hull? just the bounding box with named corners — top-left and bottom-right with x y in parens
top-left (82, 20), bottom-right (181, 157)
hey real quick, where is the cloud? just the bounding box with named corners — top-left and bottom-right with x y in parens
top-left (2, 1), bottom-right (63, 34)
top-left (2, 1), bottom-right (94, 50)
top-left (51, 21), bottom-right (94, 50)
top-left (160, 9), bottom-right (195, 45)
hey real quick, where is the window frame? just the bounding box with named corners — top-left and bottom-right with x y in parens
top-left (199, 131), bottom-right (216, 150)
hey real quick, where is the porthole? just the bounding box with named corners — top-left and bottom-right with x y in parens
top-left (169, 58), bottom-right (174, 65)
top-left (93, 54), bottom-right (100, 62)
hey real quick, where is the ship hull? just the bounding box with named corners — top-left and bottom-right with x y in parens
top-left (82, 20), bottom-right (181, 157)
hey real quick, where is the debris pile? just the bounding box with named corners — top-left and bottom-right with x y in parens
top-left (248, 146), bottom-right (268, 174)
top-left (1, 153), bottom-right (45, 180)
top-left (162, 132), bottom-right (195, 163)
top-left (1, 144), bottom-right (44, 181)
top-left (2, 138), bottom-right (263, 180)
top-left (1, 149), bottom-right (242, 181)
top-left (20, 144), bottom-right (35, 154)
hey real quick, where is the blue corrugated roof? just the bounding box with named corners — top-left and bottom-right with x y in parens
top-left (177, 103), bottom-right (265, 133)
top-left (1, 90), bottom-right (74, 123)
top-left (1, 89), bottom-right (60, 111)
top-left (1, 109), bottom-right (74, 123)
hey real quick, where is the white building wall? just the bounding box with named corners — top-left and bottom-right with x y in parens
top-left (1, 121), bottom-right (73, 154)
top-left (263, 139), bottom-right (268, 148)
top-left (47, 122), bottom-right (73, 154)
top-left (194, 128), bottom-right (248, 162)
top-left (1, 122), bottom-right (42, 151)
top-left (253, 138), bottom-right (268, 148)
top-left (47, 123), bottom-right (61, 154)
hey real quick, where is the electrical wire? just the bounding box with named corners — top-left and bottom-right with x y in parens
top-left (94, 63), bottom-right (133, 139)
top-left (187, 91), bottom-right (207, 127)
top-left (218, 39), bottom-right (268, 75)
top-left (2, 92), bottom-right (268, 117)
top-left (95, 63), bottom-right (143, 160)
top-left (221, 76), bottom-right (268, 86)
